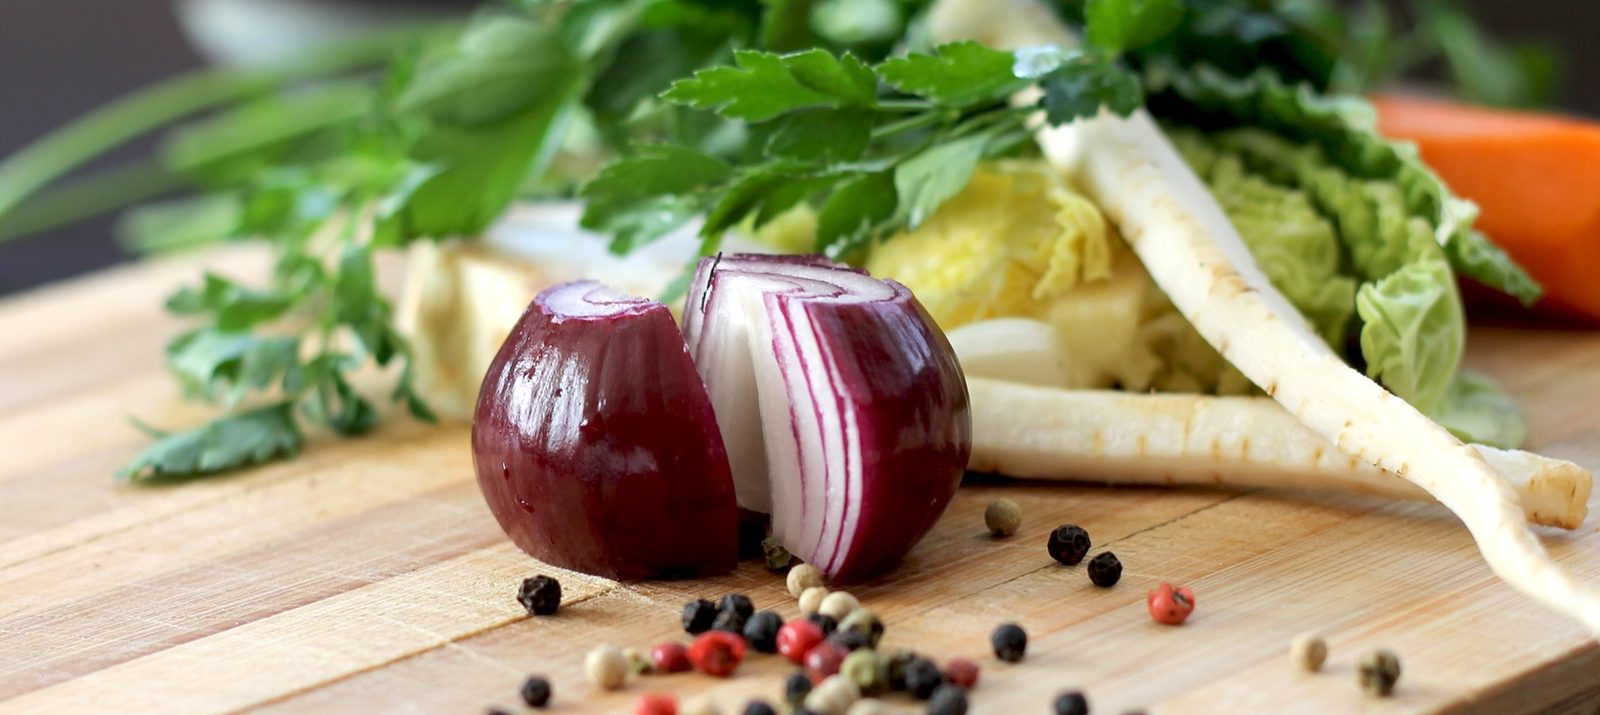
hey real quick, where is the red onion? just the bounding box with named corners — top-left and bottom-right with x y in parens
top-left (686, 254), bottom-right (971, 581)
top-left (472, 281), bottom-right (738, 580)
top-left (472, 258), bottom-right (969, 583)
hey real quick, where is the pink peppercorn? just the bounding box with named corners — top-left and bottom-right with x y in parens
top-left (688, 631), bottom-right (746, 677)
top-left (1147, 582), bottom-right (1196, 625)
top-left (651, 642), bottom-right (691, 673)
top-left (804, 641), bottom-right (848, 684)
top-left (945, 657), bottom-right (980, 688)
top-left (634, 693), bottom-right (677, 715)
top-left (777, 618), bottom-right (825, 664)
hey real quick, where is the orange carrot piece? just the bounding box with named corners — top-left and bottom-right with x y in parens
top-left (1373, 94), bottom-right (1600, 322)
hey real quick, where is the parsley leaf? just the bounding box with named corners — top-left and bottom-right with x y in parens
top-left (662, 49), bottom-right (873, 121)
top-left (1038, 54), bottom-right (1145, 123)
top-left (120, 402), bottom-right (302, 481)
top-left (893, 132), bottom-right (987, 229)
top-left (877, 42), bottom-right (1030, 108)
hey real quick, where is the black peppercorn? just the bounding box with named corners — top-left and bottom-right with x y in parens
top-left (683, 598), bottom-right (718, 634)
top-left (828, 627), bottom-right (872, 651)
top-left (784, 669), bottom-right (812, 705)
top-left (928, 683), bottom-right (969, 715)
top-left (807, 612), bottom-right (839, 637)
top-left (1047, 524), bottom-right (1091, 566)
top-left (486, 709), bottom-right (512, 715)
top-left (884, 650), bottom-right (917, 691)
top-left (905, 657), bottom-right (945, 699)
top-left (741, 699), bottom-right (779, 715)
top-left (1053, 691), bottom-right (1089, 715)
top-left (516, 575), bottom-right (561, 616)
top-left (991, 622), bottom-right (1028, 663)
top-left (1087, 552), bottom-right (1122, 587)
top-left (719, 593), bottom-right (755, 620)
top-left (743, 610), bottom-right (784, 653)
top-left (713, 606), bottom-right (748, 635)
top-left (519, 675), bottom-right (551, 708)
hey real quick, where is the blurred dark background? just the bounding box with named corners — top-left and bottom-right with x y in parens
top-left (1, 0), bottom-right (1596, 297)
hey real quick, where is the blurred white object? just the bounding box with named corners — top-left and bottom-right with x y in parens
top-left (175, 0), bottom-right (450, 65)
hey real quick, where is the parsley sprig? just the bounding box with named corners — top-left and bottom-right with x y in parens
top-left (580, 40), bottom-right (1146, 259)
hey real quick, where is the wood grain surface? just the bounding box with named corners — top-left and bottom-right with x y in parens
top-left (1, 250), bottom-right (1598, 714)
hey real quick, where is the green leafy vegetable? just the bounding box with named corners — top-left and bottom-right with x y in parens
top-left (1145, 64), bottom-right (1541, 304)
top-left (876, 41), bottom-right (1029, 108)
top-left (1158, 69), bottom-right (1531, 445)
top-left (586, 40), bottom-right (1147, 260)
top-left (121, 403), bottom-right (303, 480)
top-left (1084, 0), bottom-right (1184, 53)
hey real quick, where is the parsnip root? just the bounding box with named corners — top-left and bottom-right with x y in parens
top-left (929, 0), bottom-right (1600, 633)
top-left (967, 378), bottom-right (1592, 529)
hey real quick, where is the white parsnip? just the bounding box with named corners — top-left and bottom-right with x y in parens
top-left (930, 0), bottom-right (1600, 632)
top-left (1047, 105), bottom-right (1600, 633)
top-left (967, 378), bottom-right (1591, 529)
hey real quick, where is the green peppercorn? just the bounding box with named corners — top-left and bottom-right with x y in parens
top-left (519, 675), bottom-right (551, 708)
top-left (905, 657), bottom-right (944, 700)
top-left (928, 683), bottom-right (969, 715)
top-left (517, 575), bottom-right (561, 616)
top-left (623, 647), bottom-right (653, 675)
top-left (991, 623), bottom-right (1027, 663)
top-left (1053, 691), bottom-right (1088, 715)
top-left (838, 609), bottom-right (884, 648)
top-left (1087, 552), bottom-right (1121, 587)
top-left (1358, 649), bottom-right (1401, 697)
top-left (683, 598), bottom-right (718, 634)
top-left (840, 649), bottom-right (887, 696)
top-left (1047, 525), bottom-right (1091, 566)
top-left (763, 537), bottom-right (795, 571)
top-left (986, 498), bottom-right (1022, 537)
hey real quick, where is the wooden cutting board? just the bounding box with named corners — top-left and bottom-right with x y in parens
top-left (1, 248), bottom-right (1598, 715)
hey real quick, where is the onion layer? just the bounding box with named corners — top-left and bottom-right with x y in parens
top-left (687, 254), bottom-right (971, 581)
top-left (472, 281), bottom-right (738, 580)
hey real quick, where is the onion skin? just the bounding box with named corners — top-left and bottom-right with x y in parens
top-left (472, 281), bottom-right (738, 580)
top-left (800, 291), bottom-right (971, 581)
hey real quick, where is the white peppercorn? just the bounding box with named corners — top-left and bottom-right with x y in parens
top-left (681, 695), bottom-right (723, 715)
top-left (799, 586), bottom-right (830, 616)
top-left (788, 563), bottom-right (825, 598)
top-left (1290, 632), bottom-right (1327, 673)
top-left (585, 644), bottom-right (629, 690)
top-left (819, 591), bottom-right (861, 620)
top-left (803, 674), bottom-right (862, 715)
top-left (985, 498), bottom-right (1022, 537)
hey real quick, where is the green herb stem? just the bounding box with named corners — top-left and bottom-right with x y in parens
top-left (869, 110), bottom-right (949, 140)
top-left (0, 25), bottom-right (438, 240)
top-left (0, 162), bottom-right (189, 243)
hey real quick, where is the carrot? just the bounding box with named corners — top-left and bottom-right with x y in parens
top-left (1373, 94), bottom-right (1600, 322)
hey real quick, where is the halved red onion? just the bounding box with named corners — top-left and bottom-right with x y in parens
top-left (686, 254), bottom-right (971, 581)
top-left (472, 280), bottom-right (738, 580)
